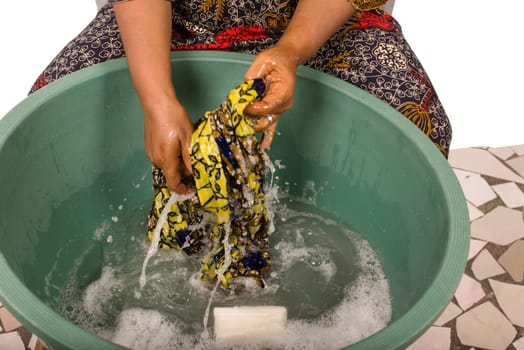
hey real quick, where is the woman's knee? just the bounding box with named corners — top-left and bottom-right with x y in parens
top-left (30, 6), bottom-right (124, 93)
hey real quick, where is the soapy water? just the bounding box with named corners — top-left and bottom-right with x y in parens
top-left (56, 192), bottom-right (392, 349)
top-left (57, 155), bottom-right (390, 349)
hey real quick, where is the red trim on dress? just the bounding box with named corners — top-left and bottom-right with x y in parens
top-left (33, 73), bottom-right (48, 91)
top-left (172, 26), bottom-right (268, 51)
top-left (354, 11), bottom-right (395, 30)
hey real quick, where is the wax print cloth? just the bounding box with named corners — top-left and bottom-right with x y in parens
top-left (148, 79), bottom-right (271, 288)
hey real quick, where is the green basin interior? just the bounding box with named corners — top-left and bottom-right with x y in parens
top-left (0, 51), bottom-right (469, 349)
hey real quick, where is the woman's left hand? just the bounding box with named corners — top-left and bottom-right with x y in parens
top-left (244, 43), bottom-right (299, 149)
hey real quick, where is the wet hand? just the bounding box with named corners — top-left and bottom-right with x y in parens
top-left (244, 44), bottom-right (299, 149)
top-left (143, 101), bottom-right (194, 194)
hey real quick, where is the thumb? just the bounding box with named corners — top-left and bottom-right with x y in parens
top-left (244, 58), bottom-right (273, 81)
top-left (261, 121), bottom-right (278, 149)
top-left (163, 162), bottom-right (182, 194)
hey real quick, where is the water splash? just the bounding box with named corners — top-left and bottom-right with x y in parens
top-left (201, 221), bottom-right (233, 338)
top-left (56, 196), bottom-right (392, 349)
top-left (139, 192), bottom-right (193, 290)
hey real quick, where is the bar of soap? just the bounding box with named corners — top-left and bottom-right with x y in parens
top-left (213, 306), bottom-right (287, 343)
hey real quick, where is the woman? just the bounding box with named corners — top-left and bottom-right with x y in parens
top-left (31, 0), bottom-right (451, 194)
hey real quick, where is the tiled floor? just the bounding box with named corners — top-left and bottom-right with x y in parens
top-left (0, 301), bottom-right (40, 350)
top-left (1, 145), bottom-right (524, 350)
top-left (407, 145), bottom-right (524, 350)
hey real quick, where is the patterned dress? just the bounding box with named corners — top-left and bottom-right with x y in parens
top-left (30, 0), bottom-right (451, 156)
top-left (30, 0), bottom-right (452, 287)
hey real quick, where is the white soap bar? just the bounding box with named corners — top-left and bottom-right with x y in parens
top-left (213, 306), bottom-right (287, 343)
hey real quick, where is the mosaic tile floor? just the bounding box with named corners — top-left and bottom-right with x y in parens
top-left (407, 145), bottom-right (524, 350)
top-left (1, 145), bottom-right (524, 350)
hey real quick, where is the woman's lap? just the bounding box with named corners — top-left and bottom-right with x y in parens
top-left (31, 6), bottom-right (450, 156)
top-left (30, 6), bottom-right (123, 93)
top-left (305, 11), bottom-right (451, 156)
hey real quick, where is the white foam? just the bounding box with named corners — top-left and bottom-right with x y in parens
top-left (93, 221), bottom-right (110, 241)
top-left (105, 254), bottom-right (390, 350)
top-left (202, 221), bottom-right (233, 336)
top-left (273, 230), bottom-right (335, 283)
top-left (281, 267), bottom-right (391, 349)
top-left (111, 308), bottom-right (196, 350)
top-left (100, 220), bottom-right (390, 350)
top-left (316, 260), bottom-right (337, 282)
top-left (82, 266), bottom-right (119, 318)
top-left (58, 190), bottom-right (392, 350)
top-left (139, 192), bottom-right (193, 289)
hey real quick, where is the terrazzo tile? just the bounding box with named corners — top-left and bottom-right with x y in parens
top-left (453, 168), bottom-right (476, 180)
top-left (28, 336), bottom-right (48, 350)
top-left (433, 302), bottom-right (463, 326)
top-left (498, 240), bottom-right (524, 282)
top-left (467, 202), bottom-right (484, 222)
top-left (28, 335), bottom-right (38, 350)
top-left (471, 249), bottom-right (505, 280)
top-left (405, 326), bottom-right (450, 350)
top-left (0, 332), bottom-right (25, 350)
top-left (456, 301), bottom-right (517, 350)
top-left (468, 239), bottom-right (487, 260)
top-left (17, 327), bottom-right (32, 349)
top-left (491, 182), bottom-right (524, 208)
top-left (0, 307), bottom-right (22, 332)
top-left (507, 156), bottom-right (524, 178)
top-left (449, 148), bottom-right (524, 184)
top-left (470, 206), bottom-right (524, 245)
top-left (489, 279), bottom-right (524, 327)
top-left (452, 169), bottom-right (497, 207)
top-left (513, 336), bottom-right (524, 350)
top-left (454, 273), bottom-right (485, 311)
top-left (488, 146), bottom-right (516, 160)
top-left (512, 144), bottom-right (524, 156)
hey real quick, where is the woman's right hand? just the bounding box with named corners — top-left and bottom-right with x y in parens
top-left (143, 100), bottom-right (194, 194)
top-left (113, 0), bottom-right (193, 193)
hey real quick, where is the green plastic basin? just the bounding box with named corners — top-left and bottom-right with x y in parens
top-left (0, 51), bottom-right (469, 349)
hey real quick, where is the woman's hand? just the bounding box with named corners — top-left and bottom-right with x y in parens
top-left (244, 0), bottom-right (355, 149)
top-left (244, 43), bottom-right (299, 149)
top-left (113, 0), bottom-right (194, 194)
top-left (143, 100), bottom-right (194, 194)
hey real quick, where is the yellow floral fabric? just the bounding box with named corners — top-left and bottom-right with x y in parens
top-left (147, 79), bottom-right (270, 288)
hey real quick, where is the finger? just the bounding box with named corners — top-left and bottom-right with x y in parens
top-left (163, 160), bottom-right (193, 195)
top-left (245, 86), bottom-right (291, 117)
top-left (253, 113), bottom-right (279, 132)
top-left (261, 121), bottom-right (278, 149)
top-left (244, 59), bottom-right (273, 82)
top-left (244, 99), bottom-right (272, 116)
top-left (164, 141), bottom-right (193, 195)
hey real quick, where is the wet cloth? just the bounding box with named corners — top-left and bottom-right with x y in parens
top-left (147, 79), bottom-right (270, 288)
top-left (30, 4), bottom-right (451, 157)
